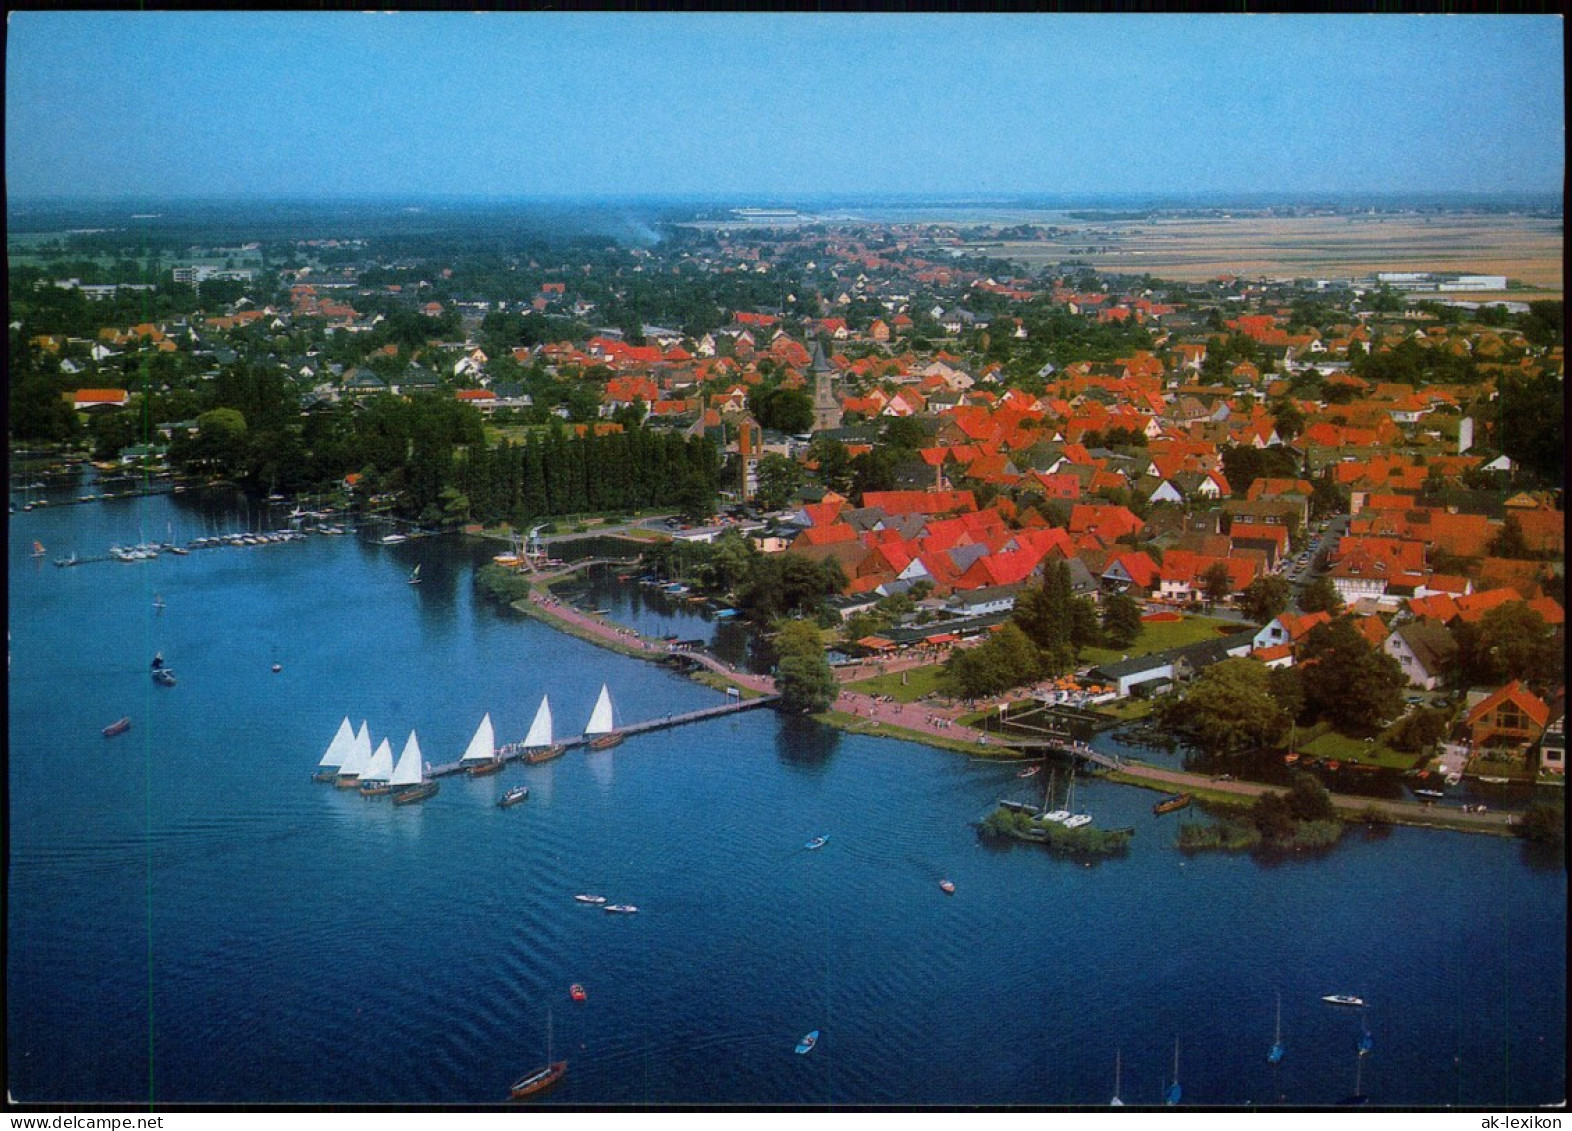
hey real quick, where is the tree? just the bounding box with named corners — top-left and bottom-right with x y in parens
top-left (1298, 575), bottom-right (1344, 616)
top-left (753, 453), bottom-right (805, 511)
top-left (750, 386), bottom-right (814, 434)
top-left (938, 622), bottom-right (1042, 699)
top-left (1012, 559), bottom-right (1077, 674)
top-left (1270, 398), bottom-right (1305, 442)
top-left (807, 435), bottom-right (853, 495)
top-left (1487, 514), bottom-right (1533, 560)
top-left (1201, 562), bottom-right (1233, 608)
top-left (774, 621), bottom-right (838, 714)
top-left (190, 407), bottom-right (248, 475)
top-left (1241, 575), bottom-right (1292, 625)
top-left (1154, 657), bottom-right (1288, 755)
top-left (1297, 618), bottom-right (1406, 733)
top-left (1100, 591), bottom-right (1143, 649)
top-left (1453, 602), bottom-right (1560, 687)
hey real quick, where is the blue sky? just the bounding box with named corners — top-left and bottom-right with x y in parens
top-left (5, 12), bottom-right (1564, 200)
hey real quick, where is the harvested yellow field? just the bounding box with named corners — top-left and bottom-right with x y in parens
top-left (996, 213), bottom-right (1563, 290)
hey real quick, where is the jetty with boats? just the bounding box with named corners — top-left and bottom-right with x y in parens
top-left (311, 687), bottom-right (781, 798)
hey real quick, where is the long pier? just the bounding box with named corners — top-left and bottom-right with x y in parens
top-left (427, 693), bottom-right (781, 777)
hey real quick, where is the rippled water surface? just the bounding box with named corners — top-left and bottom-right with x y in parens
top-left (8, 486), bottom-right (1565, 1105)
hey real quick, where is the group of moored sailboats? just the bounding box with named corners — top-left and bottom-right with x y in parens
top-left (313, 685), bottom-right (627, 805)
top-left (313, 717), bottom-right (439, 804)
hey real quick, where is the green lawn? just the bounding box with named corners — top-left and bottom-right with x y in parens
top-left (1079, 615), bottom-right (1241, 669)
top-left (844, 664), bottom-right (945, 703)
top-left (1296, 727), bottom-right (1418, 770)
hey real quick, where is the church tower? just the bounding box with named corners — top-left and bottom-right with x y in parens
top-left (810, 338), bottom-right (842, 432)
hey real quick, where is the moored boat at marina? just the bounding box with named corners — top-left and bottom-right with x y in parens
top-left (357, 738), bottom-right (398, 796)
top-left (389, 731), bottom-right (439, 804)
top-left (498, 785), bottom-right (530, 807)
top-left (1153, 793), bottom-right (1192, 815)
top-left (313, 717), bottom-right (356, 782)
top-left (333, 722), bottom-right (375, 788)
top-left (519, 695), bottom-right (565, 762)
top-left (583, 684), bottom-right (622, 749)
top-left (460, 713), bottom-right (502, 777)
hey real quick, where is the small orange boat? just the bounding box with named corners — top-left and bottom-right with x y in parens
top-left (939, 880), bottom-right (955, 894)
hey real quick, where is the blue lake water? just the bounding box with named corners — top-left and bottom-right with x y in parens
top-left (7, 484), bottom-right (1566, 1106)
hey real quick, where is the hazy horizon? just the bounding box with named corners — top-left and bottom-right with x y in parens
top-left (7, 13), bottom-right (1564, 202)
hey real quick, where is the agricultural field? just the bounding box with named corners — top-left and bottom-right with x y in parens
top-left (987, 212), bottom-right (1563, 296)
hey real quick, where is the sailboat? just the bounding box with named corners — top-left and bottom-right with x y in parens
top-left (390, 731), bottom-right (439, 804)
top-left (463, 713), bottom-right (504, 777)
top-left (522, 695), bottom-right (565, 763)
top-left (408, 564), bottom-right (421, 585)
top-left (1111, 1048), bottom-right (1124, 1106)
top-left (357, 738), bottom-right (398, 796)
top-left (510, 1008), bottom-right (566, 1099)
top-left (1061, 768), bottom-right (1093, 828)
top-left (334, 721), bottom-right (375, 788)
top-left (1164, 1039), bottom-right (1182, 1106)
top-left (313, 717), bottom-right (356, 782)
top-left (1268, 991), bottom-right (1285, 1065)
top-left (584, 684), bottom-right (622, 750)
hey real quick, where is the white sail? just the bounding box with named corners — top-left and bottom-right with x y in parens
top-left (523, 696), bottom-right (553, 748)
top-left (337, 722), bottom-right (375, 778)
top-left (361, 738), bottom-right (395, 782)
top-left (460, 713), bottom-right (496, 762)
top-left (318, 717), bottom-right (355, 768)
top-left (584, 684), bottom-right (615, 736)
top-left (389, 731), bottom-right (424, 787)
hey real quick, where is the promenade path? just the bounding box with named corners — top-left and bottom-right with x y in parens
top-left (520, 587), bottom-right (1519, 836)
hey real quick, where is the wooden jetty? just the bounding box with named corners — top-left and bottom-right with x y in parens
top-left (994, 736), bottom-right (1124, 772)
top-left (426, 694), bottom-right (781, 778)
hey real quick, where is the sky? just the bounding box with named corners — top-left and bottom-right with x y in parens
top-left (5, 11), bottom-right (1565, 202)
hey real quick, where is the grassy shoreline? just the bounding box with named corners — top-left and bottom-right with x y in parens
top-left (501, 583), bottom-right (1524, 841)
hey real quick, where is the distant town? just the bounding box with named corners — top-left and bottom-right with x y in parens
top-left (8, 200), bottom-right (1564, 836)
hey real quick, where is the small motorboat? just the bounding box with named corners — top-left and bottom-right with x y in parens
top-left (574, 894), bottom-right (607, 905)
top-left (1063, 814), bottom-right (1093, 829)
top-left (103, 717), bottom-right (132, 738)
top-left (804, 835), bottom-right (828, 850)
top-left (509, 1061), bottom-right (566, 1099)
top-left (603, 904), bottom-right (638, 915)
top-left (498, 785), bottom-right (530, 808)
top-left (939, 879), bottom-right (955, 894)
top-left (1153, 793), bottom-right (1192, 815)
top-left (1478, 775), bottom-right (1510, 784)
top-left (1017, 765), bottom-right (1040, 778)
top-left (271, 663), bottom-right (283, 673)
top-left (796, 1030), bottom-right (819, 1055)
top-left (1414, 788), bottom-right (1445, 799)
top-left (570, 984), bottom-right (587, 1003)
top-left (152, 668), bottom-right (177, 687)
top-left (1321, 994), bottom-right (1366, 1007)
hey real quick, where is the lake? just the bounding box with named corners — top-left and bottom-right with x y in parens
top-left (7, 482), bottom-right (1565, 1106)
